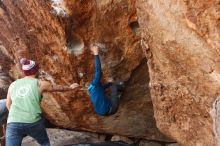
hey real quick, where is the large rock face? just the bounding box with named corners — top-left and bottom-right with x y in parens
top-left (4, 0), bottom-right (220, 145)
top-left (137, 0), bottom-right (220, 145)
top-left (0, 0), bottom-right (170, 141)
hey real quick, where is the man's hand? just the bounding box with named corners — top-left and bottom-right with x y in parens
top-left (70, 83), bottom-right (79, 89)
top-left (90, 45), bottom-right (99, 55)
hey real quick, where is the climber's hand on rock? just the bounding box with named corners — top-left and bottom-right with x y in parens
top-left (107, 77), bottom-right (114, 83)
top-left (90, 45), bottom-right (99, 55)
top-left (70, 83), bottom-right (79, 89)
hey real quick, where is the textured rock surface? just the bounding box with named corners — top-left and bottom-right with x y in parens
top-left (0, 0), bottom-right (170, 141)
top-left (111, 135), bottom-right (133, 145)
top-left (21, 128), bottom-right (105, 146)
top-left (0, 43), bottom-right (12, 98)
top-left (139, 141), bottom-right (162, 146)
top-left (137, 0), bottom-right (220, 146)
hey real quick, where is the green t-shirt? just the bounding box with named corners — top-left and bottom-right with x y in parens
top-left (8, 78), bottom-right (42, 123)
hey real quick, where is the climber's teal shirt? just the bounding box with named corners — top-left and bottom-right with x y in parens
top-left (87, 55), bottom-right (112, 116)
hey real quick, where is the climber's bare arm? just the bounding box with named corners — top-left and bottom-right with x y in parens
top-left (6, 93), bottom-right (12, 110)
top-left (6, 82), bottom-right (15, 110)
top-left (39, 80), bottom-right (79, 93)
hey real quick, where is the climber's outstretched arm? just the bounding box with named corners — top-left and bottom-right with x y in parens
top-left (90, 45), bottom-right (102, 86)
top-left (39, 81), bottom-right (79, 93)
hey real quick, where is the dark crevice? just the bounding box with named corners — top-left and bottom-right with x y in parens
top-left (66, 33), bottom-right (85, 56)
top-left (124, 58), bottom-right (149, 86)
top-left (44, 118), bottom-right (57, 128)
top-left (129, 21), bottom-right (140, 34)
top-left (105, 134), bottom-right (113, 141)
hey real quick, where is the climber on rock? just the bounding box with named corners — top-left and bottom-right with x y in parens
top-left (6, 58), bottom-right (79, 146)
top-left (87, 45), bottom-right (124, 116)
